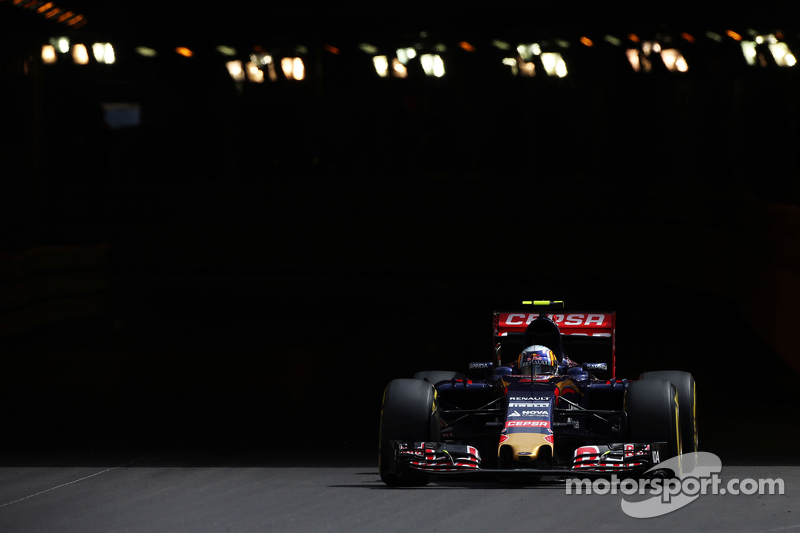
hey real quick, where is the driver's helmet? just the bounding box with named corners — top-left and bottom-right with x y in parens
top-left (518, 345), bottom-right (558, 377)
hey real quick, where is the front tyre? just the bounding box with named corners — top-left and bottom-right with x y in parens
top-left (640, 371), bottom-right (697, 453)
top-left (625, 379), bottom-right (681, 461)
top-left (378, 379), bottom-right (440, 487)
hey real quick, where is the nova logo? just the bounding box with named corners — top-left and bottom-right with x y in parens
top-left (522, 410), bottom-right (548, 416)
top-left (508, 410), bottom-right (521, 417)
top-left (506, 420), bottom-right (549, 428)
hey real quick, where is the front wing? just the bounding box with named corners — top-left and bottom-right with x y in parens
top-left (387, 441), bottom-right (671, 480)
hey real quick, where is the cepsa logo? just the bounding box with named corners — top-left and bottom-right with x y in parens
top-left (501, 313), bottom-right (610, 327)
top-left (506, 421), bottom-right (549, 428)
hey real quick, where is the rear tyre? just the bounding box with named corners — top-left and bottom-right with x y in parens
top-left (378, 379), bottom-right (440, 487)
top-left (413, 371), bottom-right (465, 384)
top-left (640, 371), bottom-right (697, 453)
top-left (625, 379), bottom-right (681, 461)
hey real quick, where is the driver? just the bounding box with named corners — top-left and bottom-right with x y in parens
top-left (518, 345), bottom-right (559, 377)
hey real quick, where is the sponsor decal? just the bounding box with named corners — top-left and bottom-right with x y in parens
top-left (502, 313), bottom-right (609, 327)
top-left (518, 452), bottom-right (533, 456)
top-left (510, 396), bottom-right (550, 401)
top-left (522, 410), bottom-right (548, 416)
top-left (506, 420), bottom-right (549, 428)
top-left (469, 362), bottom-right (492, 370)
top-left (499, 434), bottom-right (510, 443)
top-left (509, 402), bottom-right (550, 408)
top-left (508, 410), bottom-right (521, 417)
top-left (544, 434), bottom-right (554, 444)
top-left (583, 363), bottom-right (608, 371)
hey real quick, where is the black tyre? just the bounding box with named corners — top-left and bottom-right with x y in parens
top-left (625, 379), bottom-right (681, 461)
top-left (413, 371), bottom-right (465, 384)
top-left (378, 379), bottom-right (440, 487)
top-left (640, 371), bottom-right (697, 453)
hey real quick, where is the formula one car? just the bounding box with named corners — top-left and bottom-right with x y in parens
top-left (378, 301), bottom-right (697, 486)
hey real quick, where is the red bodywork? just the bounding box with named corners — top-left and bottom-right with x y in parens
top-left (493, 311), bottom-right (617, 378)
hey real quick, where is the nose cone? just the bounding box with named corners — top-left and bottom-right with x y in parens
top-left (498, 433), bottom-right (553, 464)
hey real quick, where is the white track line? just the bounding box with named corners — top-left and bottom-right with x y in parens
top-left (753, 525), bottom-right (800, 533)
top-left (0, 451), bottom-right (159, 509)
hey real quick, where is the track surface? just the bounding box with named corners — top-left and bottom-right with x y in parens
top-left (0, 448), bottom-right (797, 533)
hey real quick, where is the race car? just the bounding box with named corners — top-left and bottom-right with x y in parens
top-left (378, 300), bottom-right (698, 486)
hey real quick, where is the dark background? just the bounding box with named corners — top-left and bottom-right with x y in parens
top-left (2, 0), bottom-right (800, 464)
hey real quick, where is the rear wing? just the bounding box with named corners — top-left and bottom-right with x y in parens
top-left (492, 309), bottom-right (617, 378)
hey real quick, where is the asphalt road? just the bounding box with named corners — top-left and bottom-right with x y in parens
top-left (0, 448), bottom-right (797, 533)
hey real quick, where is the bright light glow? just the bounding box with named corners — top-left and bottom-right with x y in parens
top-left (517, 43), bottom-right (541, 60)
top-left (92, 43), bottom-right (115, 64)
top-left (555, 59), bottom-right (567, 77)
top-left (251, 52), bottom-right (272, 65)
top-left (277, 57), bottom-right (304, 80)
top-left (706, 31), bottom-right (723, 42)
top-left (459, 41), bottom-right (475, 52)
top-left (756, 36), bottom-right (764, 44)
top-left (392, 58), bottom-right (407, 78)
top-left (56, 37), bottom-right (69, 54)
top-left (397, 47), bottom-right (417, 64)
top-left (642, 41), bottom-right (661, 56)
top-left (628, 34), bottom-right (640, 43)
top-left (359, 43), bottom-right (378, 54)
top-left (726, 30), bottom-right (742, 41)
top-left (604, 35), bottom-right (621, 46)
top-left (217, 46), bottom-right (237, 56)
top-left (245, 62), bottom-right (264, 83)
top-left (491, 39), bottom-right (511, 50)
top-left (176, 47), bottom-right (193, 58)
top-left (580, 37), bottom-right (593, 47)
top-left (769, 42), bottom-right (795, 66)
top-left (281, 57), bottom-right (293, 79)
top-left (41, 45), bottom-right (56, 64)
top-left (419, 54), bottom-right (445, 77)
top-left (519, 60), bottom-right (535, 77)
top-left (433, 56), bottom-right (445, 77)
top-left (135, 47), bottom-right (157, 57)
top-left (37, 2), bottom-right (53, 13)
top-left (502, 57), bottom-right (518, 76)
top-left (661, 49), bottom-right (689, 72)
top-left (681, 32), bottom-right (695, 43)
top-left (292, 57), bottom-right (304, 80)
top-left (541, 52), bottom-right (567, 77)
top-left (226, 60), bottom-right (245, 82)
top-left (373, 55), bottom-right (389, 77)
top-left (267, 62), bottom-right (278, 82)
top-left (741, 41), bottom-right (757, 65)
top-left (72, 44), bottom-right (88, 65)
top-left (626, 49), bottom-right (640, 72)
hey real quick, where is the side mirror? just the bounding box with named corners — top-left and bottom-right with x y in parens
top-left (468, 361), bottom-right (494, 379)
